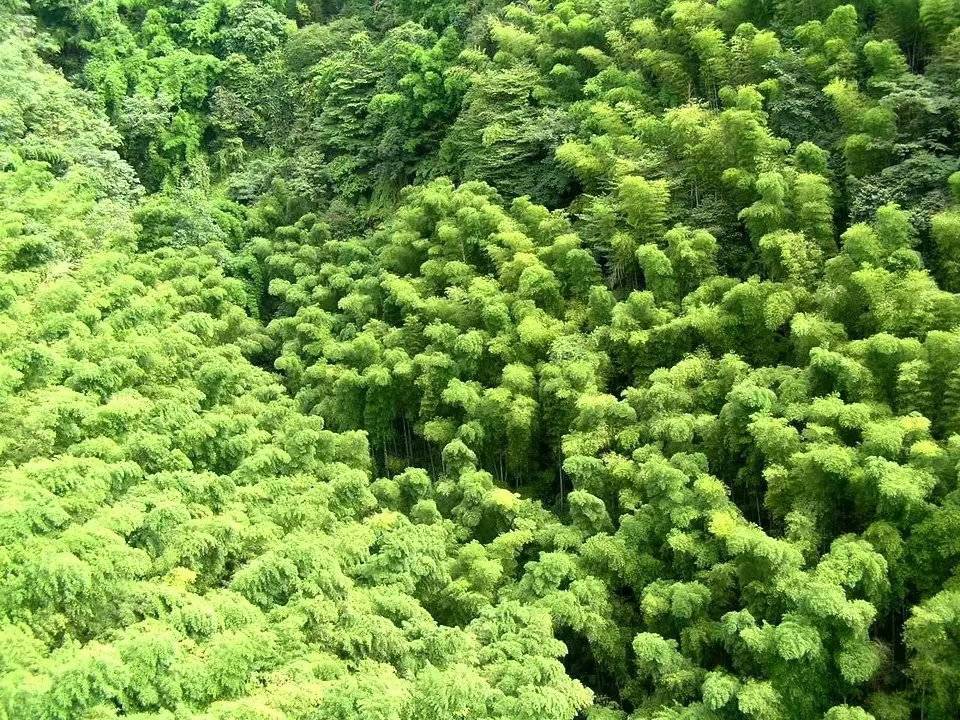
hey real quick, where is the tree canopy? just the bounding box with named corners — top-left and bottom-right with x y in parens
top-left (4, 0), bottom-right (960, 718)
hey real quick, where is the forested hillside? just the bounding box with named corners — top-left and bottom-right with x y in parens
top-left (2, 0), bottom-right (960, 718)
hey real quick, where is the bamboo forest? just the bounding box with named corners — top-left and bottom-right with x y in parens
top-left (3, 0), bottom-right (960, 718)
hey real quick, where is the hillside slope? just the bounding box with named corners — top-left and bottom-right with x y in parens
top-left (3, 1), bottom-right (960, 719)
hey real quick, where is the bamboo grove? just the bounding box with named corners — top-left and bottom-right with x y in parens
top-left (3, 0), bottom-right (960, 718)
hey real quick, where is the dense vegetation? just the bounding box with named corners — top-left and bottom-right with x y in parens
top-left (3, 0), bottom-right (960, 718)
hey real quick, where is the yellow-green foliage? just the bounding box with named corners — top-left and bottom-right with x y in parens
top-left (5, 0), bottom-right (960, 718)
